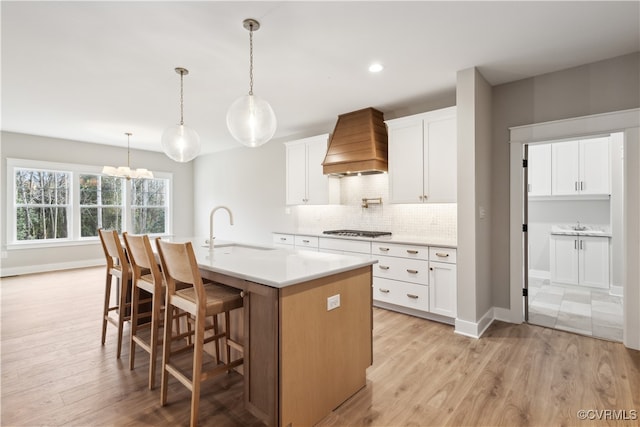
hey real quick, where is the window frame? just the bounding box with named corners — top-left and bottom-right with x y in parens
top-left (6, 158), bottom-right (172, 249)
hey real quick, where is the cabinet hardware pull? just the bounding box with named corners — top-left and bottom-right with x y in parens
top-left (407, 294), bottom-right (419, 299)
top-left (580, 240), bottom-right (584, 250)
top-left (430, 267), bottom-right (434, 271)
top-left (280, 237), bottom-right (287, 241)
top-left (407, 269), bottom-right (419, 274)
top-left (302, 240), bottom-right (310, 243)
top-left (423, 194), bottom-right (428, 200)
top-left (406, 250), bottom-right (418, 254)
top-left (379, 288), bottom-right (390, 293)
top-left (379, 247), bottom-right (390, 252)
top-left (575, 181), bottom-right (578, 191)
top-left (580, 181), bottom-right (584, 191)
top-left (379, 265), bottom-right (390, 270)
top-left (574, 239), bottom-right (577, 249)
top-left (435, 252), bottom-right (449, 257)
top-left (419, 195), bottom-right (423, 201)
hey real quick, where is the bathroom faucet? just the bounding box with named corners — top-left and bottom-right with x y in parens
top-left (209, 206), bottom-right (234, 251)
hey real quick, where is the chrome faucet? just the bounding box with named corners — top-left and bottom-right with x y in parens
top-left (209, 206), bottom-right (234, 251)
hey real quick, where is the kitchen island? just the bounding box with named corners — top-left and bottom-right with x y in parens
top-left (179, 239), bottom-right (375, 427)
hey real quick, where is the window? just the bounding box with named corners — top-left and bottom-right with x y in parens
top-left (14, 168), bottom-right (70, 241)
top-left (79, 174), bottom-right (123, 236)
top-left (131, 179), bottom-right (167, 234)
top-left (7, 159), bottom-right (171, 246)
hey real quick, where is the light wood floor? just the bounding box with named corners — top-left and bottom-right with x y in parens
top-left (1, 267), bottom-right (639, 426)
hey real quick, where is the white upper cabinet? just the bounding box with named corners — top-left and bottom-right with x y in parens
top-left (386, 106), bottom-right (457, 204)
top-left (527, 144), bottom-right (552, 196)
top-left (551, 137), bottom-right (610, 196)
top-left (285, 134), bottom-right (338, 205)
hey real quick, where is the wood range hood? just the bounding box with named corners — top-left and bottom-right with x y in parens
top-left (322, 107), bottom-right (388, 176)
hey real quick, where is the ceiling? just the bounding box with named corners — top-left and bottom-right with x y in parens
top-left (2, 1), bottom-right (639, 155)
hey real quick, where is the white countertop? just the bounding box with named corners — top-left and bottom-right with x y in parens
top-left (550, 225), bottom-right (612, 237)
top-left (275, 231), bottom-right (457, 248)
top-left (169, 237), bottom-right (376, 289)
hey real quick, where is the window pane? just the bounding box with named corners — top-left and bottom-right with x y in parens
top-left (102, 207), bottom-right (123, 233)
top-left (16, 207), bottom-right (68, 240)
top-left (80, 207), bottom-right (98, 237)
top-left (79, 175), bottom-right (98, 205)
top-left (133, 208), bottom-right (165, 234)
top-left (132, 179), bottom-right (166, 206)
top-left (102, 176), bottom-right (122, 205)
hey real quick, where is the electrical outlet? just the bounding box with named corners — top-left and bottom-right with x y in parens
top-left (327, 294), bottom-right (340, 311)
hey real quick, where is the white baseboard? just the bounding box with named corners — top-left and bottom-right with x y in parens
top-left (454, 307), bottom-right (495, 339)
top-left (0, 259), bottom-right (103, 277)
top-left (529, 269), bottom-right (549, 280)
top-left (610, 284), bottom-right (623, 297)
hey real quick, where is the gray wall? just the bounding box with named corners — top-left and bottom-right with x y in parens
top-left (456, 67), bottom-right (493, 328)
top-left (492, 52), bottom-right (640, 308)
top-left (0, 131), bottom-right (195, 275)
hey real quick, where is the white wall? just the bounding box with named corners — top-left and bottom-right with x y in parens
top-left (192, 140), bottom-right (292, 246)
top-left (0, 131), bottom-right (195, 276)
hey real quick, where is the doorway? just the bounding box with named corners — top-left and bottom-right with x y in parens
top-left (525, 134), bottom-right (624, 341)
top-left (507, 108), bottom-right (640, 351)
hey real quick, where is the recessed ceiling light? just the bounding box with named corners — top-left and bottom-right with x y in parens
top-left (368, 63), bottom-right (384, 73)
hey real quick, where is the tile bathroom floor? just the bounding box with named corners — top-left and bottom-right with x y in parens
top-left (527, 277), bottom-right (623, 342)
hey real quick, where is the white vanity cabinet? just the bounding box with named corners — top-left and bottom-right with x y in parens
top-left (551, 137), bottom-right (610, 196)
top-left (527, 144), bottom-right (552, 196)
top-left (550, 234), bottom-right (610, 288)
top-left (428, 247), bottom-right (458, 318)
top-left (285, 134), bottom-right (339, 205)
top-left (386, 106), bottom-right (457, 204)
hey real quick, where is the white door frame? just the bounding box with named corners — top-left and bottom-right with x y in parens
top-left (508, 108), bottom-right (640, 350)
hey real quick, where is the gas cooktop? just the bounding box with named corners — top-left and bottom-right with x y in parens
top-left (323, 229), bottom-right (392, 238)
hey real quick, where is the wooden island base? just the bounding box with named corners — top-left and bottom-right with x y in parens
top-left (200, 265), bottom-right (373, 427)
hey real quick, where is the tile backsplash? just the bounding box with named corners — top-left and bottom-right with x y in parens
top-left (294, 174), bottom-right (457, 242)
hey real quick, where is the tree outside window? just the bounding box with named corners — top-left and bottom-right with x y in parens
top-left (79, 174), bottom-right (123, 236)
top-left (15, 169), bottom-right (70, 240)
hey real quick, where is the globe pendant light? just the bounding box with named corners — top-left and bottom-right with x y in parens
top-left (161, 67), bottom-right (201, 162)
top-left (102, 133), bottom-right (154, 180)
top-left (226, 18), bottom-right (277, 148)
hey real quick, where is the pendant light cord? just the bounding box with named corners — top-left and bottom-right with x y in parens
top-left (126, 132), bottom-right (132, 168)
top-left (179, 70), bottom-right (185, 126)
top-left (248, 22), bottom-right (254, 96)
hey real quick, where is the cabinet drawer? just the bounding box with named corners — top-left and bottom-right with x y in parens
top-left (373, 255), bottom-right (428, 285)
top-left (429, 247), bottom-right (456, 264)
top-left (272, 233), bottom-right (294, 246)
top-left (294, 235), bottom-right (319, 249)
top-left (371, 242), bottom-right (428, 260)
top-left (319, 238), bottom-right (371, 254)
top-left (373, 277), bottom-right (429, 311)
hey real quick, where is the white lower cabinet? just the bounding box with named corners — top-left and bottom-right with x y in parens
top-left (550, 234), bottom-right (610, 288)
top-left (294, 235), bottom-right (319, 252)
top-left (272, 233), bottom-right (294, 249)
top-left (279, 233), bottom-right (458, 322)
top-left (373, 277), bottom-right (429, 312)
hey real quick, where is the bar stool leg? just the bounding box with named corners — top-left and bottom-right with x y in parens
top-left (101, 272), bottom-right (112, 346)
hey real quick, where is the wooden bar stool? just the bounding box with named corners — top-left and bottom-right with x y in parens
top-left (156, 238), bottom-right (244, 427)
top-left (98, 228), bottom-right (132, 359)
top-left (122, 232), bottom-right (164, 389)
